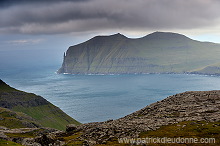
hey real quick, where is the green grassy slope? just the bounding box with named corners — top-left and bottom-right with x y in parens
top-left (0, 80), bottom-right (80, 130)
top-left (0, 107), bottom-right (41, 129)
top-left (0, 80), bottom-right (18, 92)
top-left (13, 104), bottom-right (80, 130)
top-left (191, 63), bottom-right (220, 75)
top-left (0, 140), bottom-right (23, 146)
top-left (58, 32), bottom-right (220, 74)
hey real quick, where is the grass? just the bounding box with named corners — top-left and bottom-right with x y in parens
top-left (0, 80), bottom-right (80, 130)
top-left (0, 80), bottom-right (18, 92)
top-left (0, 107), bottom-right (40, 129)
top-left (84, 121), bottom-right (220, 146)
top-left (5, 129), bottom-right (42, 138)
top-left (60, 132), bottom-right (84, 145)
top-left (13, 104), bottom-right (80, 130)
top-left (0, 140), bottom-right (23, 146)
top-left (59, 32), bottom-right (220, 74)
top-left (139, 121), bottom-right (220, 145)
top-left (2, 120), bottom-right (219, 146)
top-left (192, 63), bottom-right (220, 75)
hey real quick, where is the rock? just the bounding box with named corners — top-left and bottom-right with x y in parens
top-left (35, 134), bottom-right (55, 146)
top-left (66, 124), bottom-right (77, 132)
top-left (21, 138), bottom-right (41, 146)
top-left (0, 132), bottom-right (9, 140)
top-left (12, 137), bottom-right (23, 144)
top-left (35, 134), bottom-right (66, 146)
top-left (70, 90), bottom-right (220, 144)
top-left (2, 90), bottom-right (220, 145)
top-left (0, 126), bottom-right (9, 130)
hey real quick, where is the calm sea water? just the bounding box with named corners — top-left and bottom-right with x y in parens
top-left (1, 66), bottom-right (220, 123)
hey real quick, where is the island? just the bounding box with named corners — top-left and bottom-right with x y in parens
top-left (58, 32), bottom-right (220, 75)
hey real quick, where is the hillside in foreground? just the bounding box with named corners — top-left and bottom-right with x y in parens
top-left (0, 79), bottom-right (80, 131)
top-left (58, 32), bottom-right (220, 75)
top-left (58, 90), bottom-right (220, 145)
top-left (1, 80), bottom-right (220, 145)
top-left (3, 89), bottom-right (218, 145)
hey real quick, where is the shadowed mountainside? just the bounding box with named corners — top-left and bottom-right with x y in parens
top-left (0, 79), bottom-right (80, 130)
top-left (58, 32), bottom-right (220, 75)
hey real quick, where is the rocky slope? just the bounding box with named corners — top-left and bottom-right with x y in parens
top-left (30, 90), bottom-right (220, 145)
top-left (72, 90), bottom-right (220, 145)
top-left (1, 80), bottom-right (220, 145)
top-left (58, 32), bottom-right (220, 75)
top-left (0, 79), bottom-right (80, 130)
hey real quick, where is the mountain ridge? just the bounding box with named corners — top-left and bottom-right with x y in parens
top-left (58, 31), bottom-right (220, 75)
top-left (142, 31), bottom-right (191, 40)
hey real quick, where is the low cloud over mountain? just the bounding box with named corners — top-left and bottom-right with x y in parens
top-left (1, 0), bottom-right (220, 34)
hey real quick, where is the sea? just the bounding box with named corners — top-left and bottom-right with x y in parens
top-left (1, 65), bottom-right (220, 123)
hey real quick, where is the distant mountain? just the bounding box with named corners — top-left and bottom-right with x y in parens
top-left (0, 79), bottom-right (80, 130)
top-left (58, 32), bottom-right (220, 75)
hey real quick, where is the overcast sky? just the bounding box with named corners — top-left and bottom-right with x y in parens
top-left (1, 0), bottom-right (220, 67)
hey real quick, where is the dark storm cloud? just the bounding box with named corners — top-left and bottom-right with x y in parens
top-left (0, 0), bottom-right (220, 34)
top-left (0, 0), bottom-right (86, 6)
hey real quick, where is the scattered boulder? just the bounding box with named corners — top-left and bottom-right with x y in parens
top-left (1, 90), bottom-right (220, 145)
top-left (21, 138), bottom-right (41, 146)
top-left (0, 131), bottom-right (9, 140)
top-left (72, 90), bottom-right (220, 144)
top-left (66, 124), bottom-right (77, 132)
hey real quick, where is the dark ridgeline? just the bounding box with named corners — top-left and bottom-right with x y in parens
top-left (0, 79), bottom-right (7, 85)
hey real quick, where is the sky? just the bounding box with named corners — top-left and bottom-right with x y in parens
top-left (1, 0), bottom-right (220, 69)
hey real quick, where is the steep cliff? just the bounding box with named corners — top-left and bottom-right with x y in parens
top-left (58, 32), bottom-right (220, 74)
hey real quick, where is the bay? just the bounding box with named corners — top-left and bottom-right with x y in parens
top-left (1, 66), bottom-right (220, 123)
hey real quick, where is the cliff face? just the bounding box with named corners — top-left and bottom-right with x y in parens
top-left (58, 32), bottom-right (220, 74)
